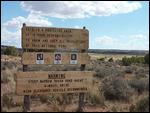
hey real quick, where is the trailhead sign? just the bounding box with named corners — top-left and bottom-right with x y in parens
top-left (22, 26), bottom-right (89, 50)
top-left (16, 24), bottom-right (93, 95)
top-left (17, 23), bottom-right (92, 112)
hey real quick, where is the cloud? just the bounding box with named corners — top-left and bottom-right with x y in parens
top-left (3, 14), bottom-right (52, 29)
top-left (118, 39), bottom-right (149, 50)
top-left (20, 1), bottom-right (142, 19)
top-left (130, 34), bottom-right (147, 39)
top-left (74, 26), bottom-right (81, 29)
top-left (1, 28), bottom-right (21, 48)
top-left (95, 35), bottom-right (118, 46)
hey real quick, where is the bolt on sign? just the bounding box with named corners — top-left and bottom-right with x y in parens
top-left (22, 26), bottom-right (89, 50)
top-left (16, 71), bottom-right (93, 96)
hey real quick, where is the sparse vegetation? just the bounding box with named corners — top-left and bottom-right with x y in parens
top-left (122, 54), bottom-right (149, 66)
top-left (1, 53), bottom-right (149, 112)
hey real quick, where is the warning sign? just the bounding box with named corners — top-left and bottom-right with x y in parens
top-left (36, 53), bottom-right (44, 64)
top-left (54, 53), bottom-right (62, 64)
top-left (70, 53), bottom-right (77, 64)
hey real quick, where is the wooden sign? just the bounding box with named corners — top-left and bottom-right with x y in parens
top-left (22, 52), bottom-right (90, 65)
top-left (16, 71), bottom-right (93, 96)
top-left (22, 26), bottom-right (89, 50)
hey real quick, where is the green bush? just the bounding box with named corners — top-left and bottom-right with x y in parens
top-left (97, 57), bottom-right (105, 61)
top-left (38, 95), bottom-right (48, 103)
top-left (122, 56), bottom-right (132, 66)
top-left (4, 46), bottom-right (19, 56)
top-left (108, 58), bottom-right (114, 62)
top-left (136, 96), bottom-right (149, 112)
top-left (128, 78), bottom-right (149, 94)
top-left (2, 94), bottom-right (13, 109)
top-left (85, 92), bottom-right (105, 106)
top-left (101, 76), bottom-right (134, 101)
top-left (144, 53), bottom-right (149, 65)
top-left (129, 96), bottom-right (149, 112)
top-left (125, 67), bottom-right (133, 74)
top-left (122, 56), bottom-right (146, 66)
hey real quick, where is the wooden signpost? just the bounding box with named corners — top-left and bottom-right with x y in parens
top-left (16, 23), bottom-right (93, 112)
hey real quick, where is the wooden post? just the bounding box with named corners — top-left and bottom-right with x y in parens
top-left (23, 47), bottom-right (31, 112)
top-left (78, 26), bottom-right (86, 112)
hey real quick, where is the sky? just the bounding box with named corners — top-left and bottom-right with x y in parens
top-left (1, 1), bottom-right (149, 50)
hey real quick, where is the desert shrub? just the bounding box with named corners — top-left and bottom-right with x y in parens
top-left (97, 57), bottom-right (105, 61)
top-left (51, 101), bottom-right (60, 112)
top-left (2, 61), bottom-right (21, 70)
top-left (4, 46), bottom-right (19, 56)
top-left (38, 94), bottom-right (48, 103)
top-left (128, 78), bottom-right (149, 94)
top-left (94, 66), bottom-right (125, 79)
top-left (125, 67), bottom-right (133, 74)
top-left (94, 66), bottom-right (112, 78)
top-left (2, 94), bottom-right (13, 109)
top-left (1, 64), bottom-right (7, 70)
top-left (85, 92), bottom-right (105, 106)
top-left (100, 76), bottom-right (134, 101)
top-left (122, 56), bottom-right (146, 66)
top-left (144, 53), bottom-right (149, 65)
top-left (85, 65), bottom-right (95, 71)
top-left (122, 56), bottom-right (132, 66)
top-left (108, 58), bottom-right (113, 62)
top-left (111, 106), bottom-right (119, 112)
top-left (1, 73), bottom-right (10, 83)
top-left (129, 96), bottom-right (149, 112)
top-left (51, 94), bottom-right (73, 105)
top-left (2, 61), bottom-right (14, 69)
top-left (134, 73), bottom-right (147, 79)
top-left (136, 96), bottom-right (149, 112)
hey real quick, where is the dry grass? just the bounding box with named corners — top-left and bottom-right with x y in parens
top-left (88, 53), bottom-right (143, 61)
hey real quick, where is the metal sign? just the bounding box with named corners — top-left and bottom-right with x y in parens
top-left (36, 53), bottom-right (44, 64)
top-left (70, 53), bottom-right (77, 64)
top-left (54, 53), bottom-right (62, 64)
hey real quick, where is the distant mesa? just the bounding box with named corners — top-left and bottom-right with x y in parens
top-left (1, 45), bottom-right (149, 55)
